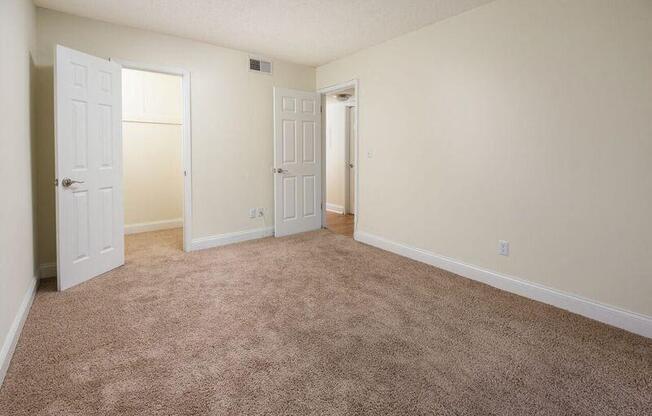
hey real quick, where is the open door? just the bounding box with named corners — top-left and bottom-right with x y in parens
top-left (273, 88), bottom-right (322, 237)
top-left (55, 45), bottom-right (124, 290)
top-left (345, 105), bottom-right (356, 215)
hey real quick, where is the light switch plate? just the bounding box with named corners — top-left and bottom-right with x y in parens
top-left (499, 240), bottom-right (510, 256)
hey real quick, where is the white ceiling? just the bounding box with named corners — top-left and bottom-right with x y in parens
top-left (34, 0), bottom-right (494, 67)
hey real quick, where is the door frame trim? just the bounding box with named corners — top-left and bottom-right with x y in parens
top-left (317, 79), bottom-right (359, 236)
top-left (111, 59), bottom-right (193, 252)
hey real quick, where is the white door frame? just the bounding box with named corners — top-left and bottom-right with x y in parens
top-left (317, 79), bottom-right (359, 236)
top-left (111, 59), bottom-right (193, 252)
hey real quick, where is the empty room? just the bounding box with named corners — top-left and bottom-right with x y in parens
top-left (0, 1), bottom-right (650, 415)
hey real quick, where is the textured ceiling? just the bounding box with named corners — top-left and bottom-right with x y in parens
top-left (34, 0), bottom-right (495, 66)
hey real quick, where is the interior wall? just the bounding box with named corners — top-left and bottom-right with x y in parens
top-left (122, 69), bottom-right (183, 228)
top-left (325, 97), bottom-right (347, 212)
top-left (0, 0), bottom-right (37, 380)
top-left (317, 0), bottom-right (652, 316)
top-left (34, 8), bottom-right (316, 265)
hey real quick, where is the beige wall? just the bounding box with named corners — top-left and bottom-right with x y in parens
top-left (123, 123), bottom-right (183, 227)
top-left (317, 0), bottom-right (652, 316)
top-left (122, 69), bottom-right (183, 227)
top-left (35, 8), bottom-right (316, 264)
top-left (0, 0), bottom-right (37, 377)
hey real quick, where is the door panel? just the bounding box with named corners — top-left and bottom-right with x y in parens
top-left (55, 45), bottom-right (124, 290)
top-left (283, 176), bottom-right (297, 220)
top-left (282, 120), bottom-right (297, 163)
top-left (274, 88), bottom-right (322, 237)
top-left (302, 121), bottom-right (316, 163)
top-left (303, 175), bottom-right (316, 216)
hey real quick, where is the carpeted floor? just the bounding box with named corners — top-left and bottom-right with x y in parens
top-left (0, 229), bottom-right (650, 415)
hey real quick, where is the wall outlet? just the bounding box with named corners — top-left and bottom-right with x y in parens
top-left (249, 208), bottom-right (256, 219)
top-left (499, 240), bottom-right (510, 256)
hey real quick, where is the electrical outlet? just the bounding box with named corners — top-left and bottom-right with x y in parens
top-left (249, 208), bottom-right (256, 219)
top-left (499, 240), bottom-right (510, 256)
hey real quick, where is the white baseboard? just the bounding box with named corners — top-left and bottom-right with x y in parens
top-left (124, 218), bottom-right (183, 235)
top-left (190, 226), bottom-right (274, 251)
top-left (355, 231), bottom-right (651, 339)
top-left (0, 277), bottom-right (38, 387)
top-left (326, 203), bottom-right (345, 214)
top-left (39, 262), bottom-right (56, 278)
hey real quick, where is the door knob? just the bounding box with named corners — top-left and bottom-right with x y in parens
top-left (348, 163), bottom-right (354, 168)
top-left (273, 168), bottom-right (287, 174)
top-left (61, 178), bottom-right (84, 188)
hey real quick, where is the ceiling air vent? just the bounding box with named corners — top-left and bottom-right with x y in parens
top-left (249, 57), bottom-right (272, 74)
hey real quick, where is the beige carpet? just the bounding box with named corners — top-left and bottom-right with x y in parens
top-left (0, 229), bottom-right (650, 415)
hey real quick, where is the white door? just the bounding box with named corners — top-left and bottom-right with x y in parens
top-left (345, 106), bottom-right (356, 214)
top-left (55, 45), bottom-right (124, 290)
top-left (273, 88), bottom-right (322, 237)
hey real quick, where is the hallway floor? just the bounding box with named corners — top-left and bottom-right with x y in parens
top-left (325, 211), bottom-right (354, 237)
